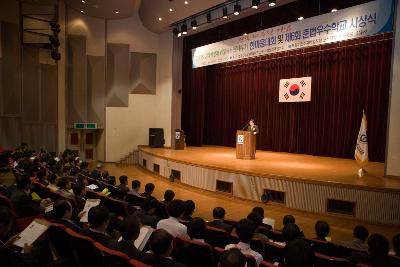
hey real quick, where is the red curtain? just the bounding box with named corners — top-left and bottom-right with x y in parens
top-left (182, 33), bottom-right (392, 162)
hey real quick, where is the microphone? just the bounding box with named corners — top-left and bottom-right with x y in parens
top-left (242, 123), bottom-right (249, 130)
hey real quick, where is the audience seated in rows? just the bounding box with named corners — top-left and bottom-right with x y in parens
top-left (340, 225), bottom-right (369, 251)
top-left (163, 189), bottom-right (175, 205)
top-left (220, 248), bottom-right (246, 267)
top-left (225, 218), bottom-right (263, 265)
top-left (247, 211), bottom-right (269, 242)
top-left (81, 205), bottom-right (111, 246)
top-left (187, 217), bottom-right (206, 243)
top-left (117, 175), bottom-right (130, 194)
top-left (52, 199), bottom-right (81, 232)
top-left (141, 183), bottom-right (155, 198)
top-left (130, 179), bottom-right (141, 196)
top-left (181, 200), bottom-right (195, 222)
top-left (284, 239), bottom-right (314, 267)
top-left (72, 182), bottom-right (86, 212)
top-left (56, 176), bottom-right (73, 198)
top-left (135, 196), bottom-right (160, 228)
top-left (282, 223), bottom-right (302, 244)
top-left (207, 207), bottom-right (233, 233)
top-left (157, 199), bottom-right (189, 238)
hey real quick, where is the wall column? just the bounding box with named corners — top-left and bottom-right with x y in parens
top-left (57, 0), bottom-right (66, 153)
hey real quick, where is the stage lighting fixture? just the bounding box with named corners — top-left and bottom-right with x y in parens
top-left (252, 0), bottom-right (260, 9)
top-left (234, 4), bottom-right (241, 15)
top-left (222, 7), bottom-right (228, 18)
top-left (268, 0), bottom-right (276, 7)
top-left (298, 16), bottom-right (304, 21)
top-left (207, 12), bottom-right (211, 23)
top-left (181, 23), bottom-right (187, 35)
top-left (191, 20), bottom-right (197, 30)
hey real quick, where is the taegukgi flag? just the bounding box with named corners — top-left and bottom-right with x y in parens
top-left (279, 77), bottom-right (312, 102)
top-left (355, 112), bottom-right (368, 167)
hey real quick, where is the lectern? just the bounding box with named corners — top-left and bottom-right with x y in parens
top-left (174, 129), bottom-right (185, 150)
top-left (236, 130), bottom-right (256, 159)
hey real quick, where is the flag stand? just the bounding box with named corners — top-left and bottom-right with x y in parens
top-left (357, 168), bottom-right (367, 177)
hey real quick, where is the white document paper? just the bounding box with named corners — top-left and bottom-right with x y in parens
top-left (14, 220), bottom-right (49, 247)
top-left (87, 184), bottom-right (99, 190)
top-left (80, 199), bottom-right (101, 223)
top-left (263, 217), bottom-right (275, 228)
top-left (135, 226), bottom-right (154, 251)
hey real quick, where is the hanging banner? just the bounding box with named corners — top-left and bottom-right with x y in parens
top-left (279, 77), bottom-right (311, 102)
top-left (192, 0), bottom-right (394, 68)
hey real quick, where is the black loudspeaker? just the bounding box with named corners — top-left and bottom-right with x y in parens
top-left (149, 128), bottom-right (165, 148)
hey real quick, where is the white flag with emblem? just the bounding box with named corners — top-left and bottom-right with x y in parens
top-left (355, 112), bottom-right (368, 167)
top-left (279, 77), bottom-right (312, 102)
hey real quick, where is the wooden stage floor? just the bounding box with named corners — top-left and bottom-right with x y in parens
top-left (139, 146), bottom-right (400, 192)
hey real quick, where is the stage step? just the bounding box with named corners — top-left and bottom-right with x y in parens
top-left (119, 150), bottom-right (139, 164)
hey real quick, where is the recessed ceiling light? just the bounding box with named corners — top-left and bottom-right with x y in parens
top-left (115, 11), bottom-right (119, 14)
top-left (80, 10), bottom-right (84, 13)
top-left (298, 16), bottom-right (304, 21)
top-left (169, 8), bottom-right (173, 12)
top-left (158, 17), bottom-right (162, 21)
top-left (184, 1), bottom-right (189, 5)
top-left (81, 0), bottom-right (85, 3)
top-left (331, 8), bottom-right (338, 12)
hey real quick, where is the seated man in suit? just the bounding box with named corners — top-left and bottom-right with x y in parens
top-left (247, 119), bottom-right (259, 135)
top-left (10, 175), bottom-right (48, 218)
top-left (135, 196), bottom-right (160, 228)
top-left (207, 207), bottom-right (233, 233)
top-left (111, 215), bottom-right (153, 264)
top-left (117, 175), bottom-right (130, 194)
top-left (157, 199), bottom-right (188, 238)
top-left (72, 182), bottom-right (86, 212)
top-left (340, 225), bottom-right (369, 251)
top-left (141, 183), bottom-right (155, 198)
top-left (187, 217), bottom-right (206, 243)
top-left (130, 180), bottom-right (141, 196)
top-left (284, 239), bottom-right (314, 267)
top-left (148, 229), bottom-right (187, 267)
top-left (52, 199), bottom-right (81, 232)
top-left (81, 205), bottom-right (111, 246)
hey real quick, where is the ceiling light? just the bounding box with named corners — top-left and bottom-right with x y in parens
top-left (252, 0), bottom-right (260, 9)
top-left (331, 8), bottom-right (338, 12)
top-left (169, 8), bottom-right (173, 12)
top-left (181, 24), bottom-right (187, 35)
top-left (222, 7), bottom-right (228, 19)
top-left (207, 13), bottom-right (211, 23)
top-left (184, 1), bottom-right (189, 4)
top-left (234, 4), bottom-right (241, 15)
top-left (191, 20), bottom-right (197, 30)
top-left (158, 17), bottom-right (162, 21)
top-left (268, 0), bottom-right (276, 7)
top-left (298, 16), bottom-right (304, 21)
top-left (81, 0), bottom-right (85, 3)
top-left (115, 11), bottom-right (119, 14)
top-left (80, 10), bottom-right (84, 13)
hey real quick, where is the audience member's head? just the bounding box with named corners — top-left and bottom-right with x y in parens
top-left (283, 215), bottom-right (295, 226)
top-left (315, 220), bottom-right (330, 241)
top-left (73, 182), bottom-right (86, 197)
top-left (141, 196), bottom-right (159, 215)
top-left (76, 175), bottom-right (88, 186)
top-left (53, 199), bottom-right (73, 220)
top-left (252, 207), bottom-right (264, 218)
top-left (16, 174), bottom-right (32, 191)
top-left (236, 219), bottom-right (256, 244)
top-left (149, 229), bottom-right (174, 257)
top-left (119, 215), bottom-right (141, 242)
top-left (393, 233), bottom-right (400, 256)
top-left (107, 176), bottom-right (116, 186)
top-left (88, 205), bottom-right (110, 232)
top-left (167, 199), bottom-right (185, 219)
top-left (57, 177), bottom-right (71, 190)
top-left (48, 173), bottom-right (58, 184)
top-left (119, 175), bottom-right (128, 185)
top-left (353, 225), bottom-right (369, 242)
top-left (213, 207), bottom-right (226, 220)
top-left (183, 200), bottom-right (195, 218)
top-left (144, 183), bottom-right (155, 194)
top-left (368, 233), bottom-right (389, 257)
top-left (283, 223), bottom-right (302, 243)
top-left (163, 190), bottom-right (175, 203)
top-left (219, 248), bottom-right (246, 267)
top-left (247, 211), bottom-right (263, 228)
top-left (284, 239), bottom-right (314, 267)
top-left (187, 217), bottom-right (206, 240)
top-left (131, 180), bottom-right (141, 191)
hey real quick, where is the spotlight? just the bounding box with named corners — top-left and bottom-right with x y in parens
top-left (207, 12), bottom-right (211, 23)
top-left (234, 4), bottom-right (241, 15)
top-left (298, 16), bottom-right (304, 21)
top-left (222, 7), bottom-right (228, 18)
top-left (184, 1), bottom-right (189, 4)
top-left (158, 17), bottom-right (162, 21)
top-left (181, 24), bottom-right (187, 35)
top-left (252, 0), bottom-right (260, 9)
top-left (331, 8), bottom-right (338, 12)
top-left (268, 0), bottom-right (276, 7)
top-left (169, 8), bottom-right (173, 12)
top-left (177, 32), bottom-right (182, 37)
top-left (191, 20), bottom-right (197, 30)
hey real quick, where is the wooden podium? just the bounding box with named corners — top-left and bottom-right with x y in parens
top-left (174, 129), bottom-right (185, 150)
top-left (236, 130), bottom-right (256, 160)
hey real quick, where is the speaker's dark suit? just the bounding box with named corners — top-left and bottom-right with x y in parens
top-left (247, 125), bottom-right (259, 134)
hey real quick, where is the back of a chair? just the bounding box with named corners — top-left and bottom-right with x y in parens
top-left (125, 193), bottom-right (145, 207)
top-left (101, 196), bottom-right (128, 218)
top-left (264, 241), bottom-right (285, 264)
top-left (205, 226), bottom-right (230, 248)
top-left (250, 238), bottom-right (265, 257)
top-left (65, 227), bottom-right (99, 267)
top-left (93, 241), bottom-right (131, 267)
top-left (314, 252), bottom-right (351, 267)
top-left (267, 229), bottom-right (283, 242)
top-left (175, 236), bottom-right (214, 267)
top-left (47, 223), bottom-right (75, 259)
top-left (305, 238), bottom-right (337, 256)
top-left (336, 245), bottom-right (367, 258)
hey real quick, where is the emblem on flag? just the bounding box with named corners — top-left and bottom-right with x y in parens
top-left (355, 111), bottom-right (368, 173)
top-left (279, 77), bottom-right (312, 102)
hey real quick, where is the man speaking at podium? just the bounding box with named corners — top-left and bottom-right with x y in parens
top-left (247, 119), bottom-right (259, 135)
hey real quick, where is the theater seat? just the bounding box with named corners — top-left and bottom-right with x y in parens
top-left (93, 241), bottom-right (132, 267)
top-left (250, 238), bottom-right (265, 256)
top-left (264, 241), bottom-right (285, 264)
top-left (100, 196), bottom-right (129, 218)
top-left (47, 223), bottom-right (76, 262)
top-left (336, 245), bottom-right (367, 258)
top-left (314, 252), bottom-right (351, 267)
top-left (64, 227), bottom-right (99, 267)
top-left (267, 229), bottom-right (283, 242)
top-left (125, 193), bottom-right (146, 207)
top-left (304, 238), bottom-right (337, 256)
top-left (205, 225), bottom-right (230, 248)
top-left (174, 236), bottom-right (214, 267)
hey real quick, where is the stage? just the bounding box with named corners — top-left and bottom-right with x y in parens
top-left (138, 146), bottom-right (400, 225)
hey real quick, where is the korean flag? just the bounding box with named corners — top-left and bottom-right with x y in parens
top-left (279, 77), bottom-right (312, 102)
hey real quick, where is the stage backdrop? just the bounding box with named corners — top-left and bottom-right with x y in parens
top-left (182, 2), bottom-right (393, 162)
